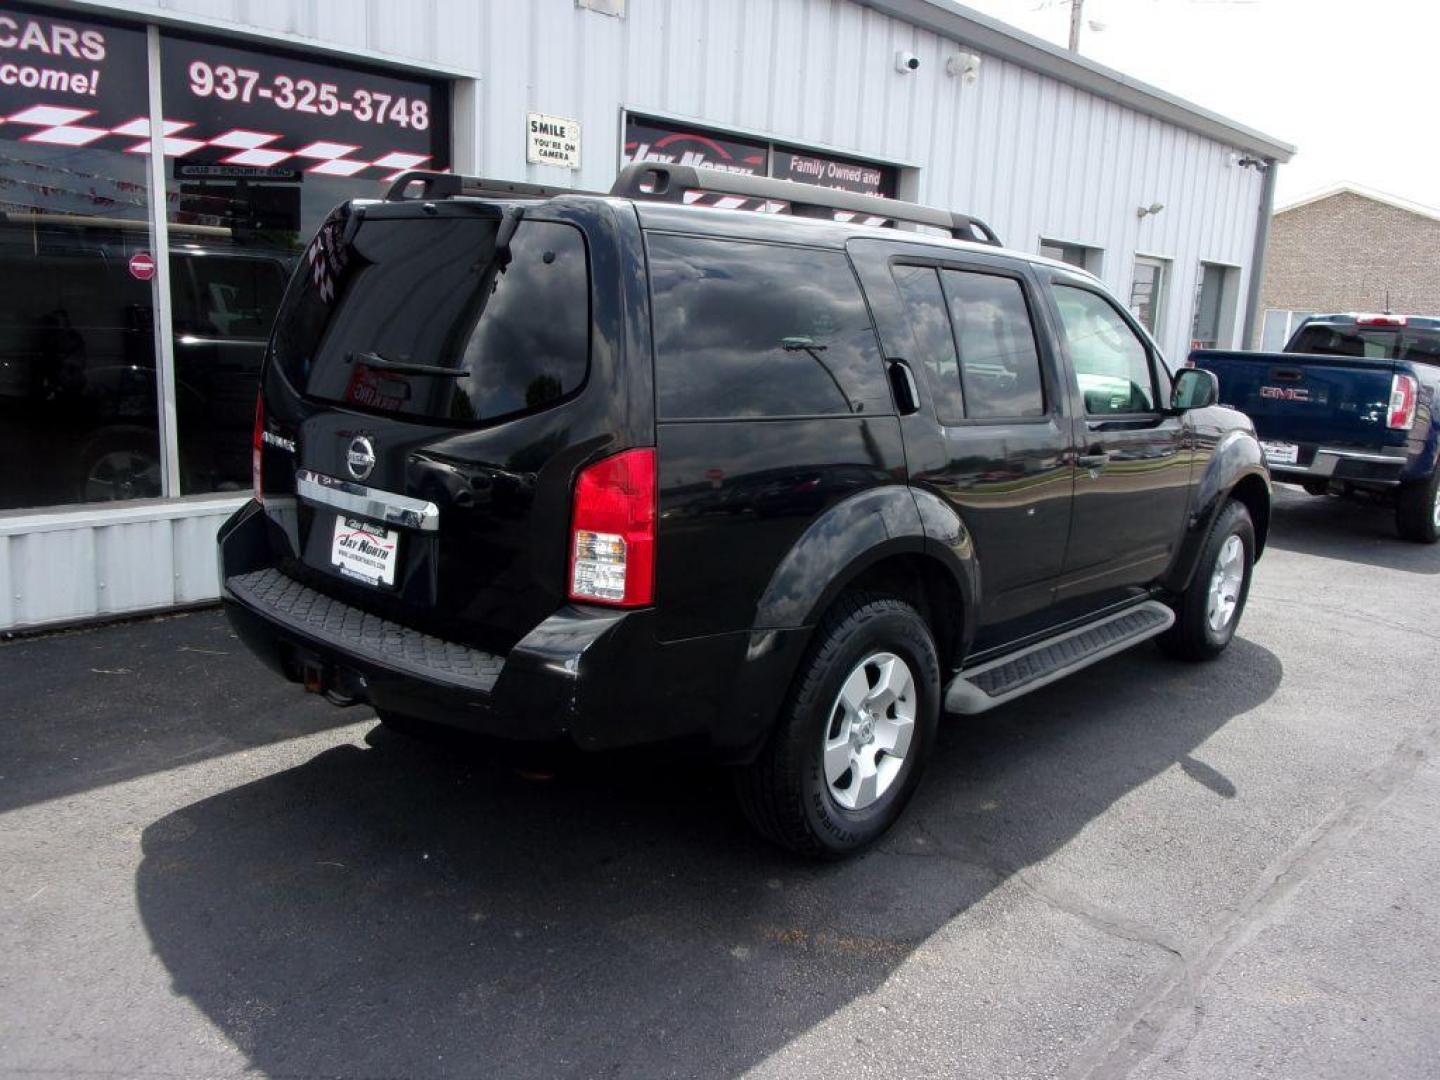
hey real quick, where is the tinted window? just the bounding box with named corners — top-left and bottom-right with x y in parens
top-left (648, 235), bottom-right (887, 419)
top-left (272, 216), bottom-right (588, 424)
top-left (892, 264), bottom-right (964, 424)
top-left (1291, 325), bottom-right (1388, 357)
top-left (1053, 285), bottom-right (1156, 414)
top-left (940, 270), bottom-right (1045, 419)
top-left (174, 255), bottom-right (288, 340)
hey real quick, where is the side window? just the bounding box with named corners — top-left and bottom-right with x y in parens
top-left (939, 269), bottom-right (1045, 419)
top-left (647, 235), bottom-right (888, 419)
top-left (1052, 285), bottom-right (1157, 415)
top-left (892, 264), bottom-right (964, 424)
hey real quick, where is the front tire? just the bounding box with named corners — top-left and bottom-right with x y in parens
top-left (1395, 468), bottom-right (1440, 544)
top-left (1158, 499), bottom-right (1255, 661)
top-left (735, 593), bottom-right (940, 858)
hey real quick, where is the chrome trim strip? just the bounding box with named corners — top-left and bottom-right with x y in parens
top-left (1314, 448), bottom-right (1408, 465)
top-left (295, 469), bottom-right (440, 532)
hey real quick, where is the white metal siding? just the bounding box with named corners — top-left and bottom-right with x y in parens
top-left (0, 499), bottom-right (244, 632)
top-left (6, 0), bottom-right (1273, 632)
top-left (128, 0), bottom-right (1265, 361)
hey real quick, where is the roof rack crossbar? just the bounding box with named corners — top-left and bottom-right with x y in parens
top-left (385, 170), bottom-right (601, 202)
top-left (609, 162), bottom-right (1002, 246)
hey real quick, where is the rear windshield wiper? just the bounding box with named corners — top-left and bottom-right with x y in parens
top-left (351, 350), bottom-right (470, 378)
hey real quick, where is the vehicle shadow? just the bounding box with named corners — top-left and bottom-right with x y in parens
top-left (0, 609), bottom-right (365, 815)
top-left (1265, 484), bottom-right (1440, 574)
top-left (135, 638), bottom-right (1281, 1080)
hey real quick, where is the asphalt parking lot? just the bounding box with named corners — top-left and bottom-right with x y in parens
top-left (3, 486), bottom-right (1439, 1080)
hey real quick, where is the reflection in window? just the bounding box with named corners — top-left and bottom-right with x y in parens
top-left (893, 264), bottom-right (964, 424)
top-left (273, 218), bottom-right (590, 427)
top-left (1128, 256), bottom-right (1167, 334)
top-left (1053, 285), bottom-right (1156, 415)
top-left (0, 147), bottom-right (161, 510)
top-left (648, 235), bottom-right (888, 420)
top-left (940, 270), bottom-right (1045, 419)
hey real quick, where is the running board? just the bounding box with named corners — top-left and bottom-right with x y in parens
top-left (944, 600), bottom-right (1175, 715)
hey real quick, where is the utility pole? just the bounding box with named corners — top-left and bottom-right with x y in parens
top-left (1068, 0), bottom-right (1084, 52)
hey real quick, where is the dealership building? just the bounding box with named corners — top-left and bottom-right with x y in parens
top-left (0, 0), bottom-right (1292, 633)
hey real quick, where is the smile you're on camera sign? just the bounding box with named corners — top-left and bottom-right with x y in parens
top-left (526, 111), bottom-right (580, 170)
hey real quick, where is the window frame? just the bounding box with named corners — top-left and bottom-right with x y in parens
top-left (889, 261), bottom-right (967, 424)
top-left (1128, 254), bottom-right (1169, 337)
top-left (1038, 237), bottom-right (1104, 276)
top-left (932, 261), bottom-right (1056, 427)
top-left (1048, 277), bottom-right (1169, 421)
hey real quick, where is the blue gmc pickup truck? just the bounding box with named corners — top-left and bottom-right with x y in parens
top-left (1193, 313), bottom-right (1440, 543)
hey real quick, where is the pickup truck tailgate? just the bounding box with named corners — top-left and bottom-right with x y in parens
top-left (1191, 349), bottom-right (1407, 451)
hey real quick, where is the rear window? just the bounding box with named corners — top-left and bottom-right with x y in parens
top-left (271, 214), bottom-right (589, 424)
top-left (647, 235), bottom-right (888, 420)
top-left (1287, 323), bottom-right (1440, 366)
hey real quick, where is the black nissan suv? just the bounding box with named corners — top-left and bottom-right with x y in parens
top-left (220, 164), bottom-right (1270, 856)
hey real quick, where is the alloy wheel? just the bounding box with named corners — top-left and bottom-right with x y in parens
top-left (1206, 533), bottom-right (1245, 634)
top-left (821, 651), bottom-right (917, 811)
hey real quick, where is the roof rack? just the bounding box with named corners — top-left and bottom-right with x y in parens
top-left (384, 170), bottom-right (600, 202)
top-left (384, 164), bottom-right (1003, 247)
top-left (610, 162), bottom-right (1002, 246)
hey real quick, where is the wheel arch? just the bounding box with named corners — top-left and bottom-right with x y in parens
top-left (725, 485), bottom-right (978, 759)
top-left (1162, 428), bottom-right (1272, 593)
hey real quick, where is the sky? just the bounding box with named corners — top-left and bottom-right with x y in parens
top-left (952, 0), bottom-right (1440, 209)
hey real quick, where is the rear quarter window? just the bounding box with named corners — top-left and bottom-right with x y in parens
top-left (646, 234), bottom-right (889, 420)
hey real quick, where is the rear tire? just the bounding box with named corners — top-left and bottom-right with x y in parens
top-left (735, 593), bottom-right (940, 858)
top-left (1395, 468), bottom-right (1440, 544)
top-left (1158, 499), bottom-right (1255, 662)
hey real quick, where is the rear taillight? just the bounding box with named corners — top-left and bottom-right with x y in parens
top-left (1388, 373), bottom-right (1418, 430)
top-left (251, 394), bottom-right (264, 503)
top-left (568, 448), bottom-right (656, 607)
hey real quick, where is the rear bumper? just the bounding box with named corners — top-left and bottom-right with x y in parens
top-left (218, 499), bottom-right (806, 755)
top-left (1270, 446), bottom-right (1411, 487)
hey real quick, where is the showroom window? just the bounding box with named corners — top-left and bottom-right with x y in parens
top-left (0, 5), bottom-right (450, 511)
top-left (0, 9), bottom-right (158, 510)
top-left (622, 113), bottom-right (898, 198)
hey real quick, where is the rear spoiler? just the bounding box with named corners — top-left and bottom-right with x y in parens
top-left (385, 165), bottom-right (1002, 247)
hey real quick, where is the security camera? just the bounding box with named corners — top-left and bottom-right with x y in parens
top-left (895, 51), bottom-right (921, 74)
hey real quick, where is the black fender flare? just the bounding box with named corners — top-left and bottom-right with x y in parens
top-left (751, 484), bottom-right (978, 633)
top-left (1163, 427), bottom-right (1272, 593)
top-left (722, 485), bottom-right (979, 757)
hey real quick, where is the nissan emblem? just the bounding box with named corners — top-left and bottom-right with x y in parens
top-left (346, 435), bottom-right (376, 481)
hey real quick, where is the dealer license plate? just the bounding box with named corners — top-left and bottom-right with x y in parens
top-left (330, 516), bottom-right (399, 587)
top-left (1260, 441), bottom-right (1300, 466)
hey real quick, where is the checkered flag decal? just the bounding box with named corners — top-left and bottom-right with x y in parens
top-left (0, 104), bottom-right (431, 179)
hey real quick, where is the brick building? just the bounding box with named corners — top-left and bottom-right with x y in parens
top-left (1258, 184), bottom-right (1440, 348)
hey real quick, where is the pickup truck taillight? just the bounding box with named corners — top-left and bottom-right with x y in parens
top-left (568, 448), bottom-right (656, 607)
top-left (251, 394), bottom-right (264, 503)
top-left (1388, 373), bottom-right (1419, 430)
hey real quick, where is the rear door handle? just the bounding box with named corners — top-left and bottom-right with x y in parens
top-left (1076, 450), bottom-right (1110, 472)
top-left (887, 359), bottom-right (922, 416)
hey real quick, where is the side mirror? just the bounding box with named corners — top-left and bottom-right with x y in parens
top-left (1170, 367), bottom-right (1218, 412)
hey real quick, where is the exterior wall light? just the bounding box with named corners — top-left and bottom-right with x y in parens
top-left (946, 52), bottom-right (982, 82)
top-left (1137, 202), bottom-right (1164, 219)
